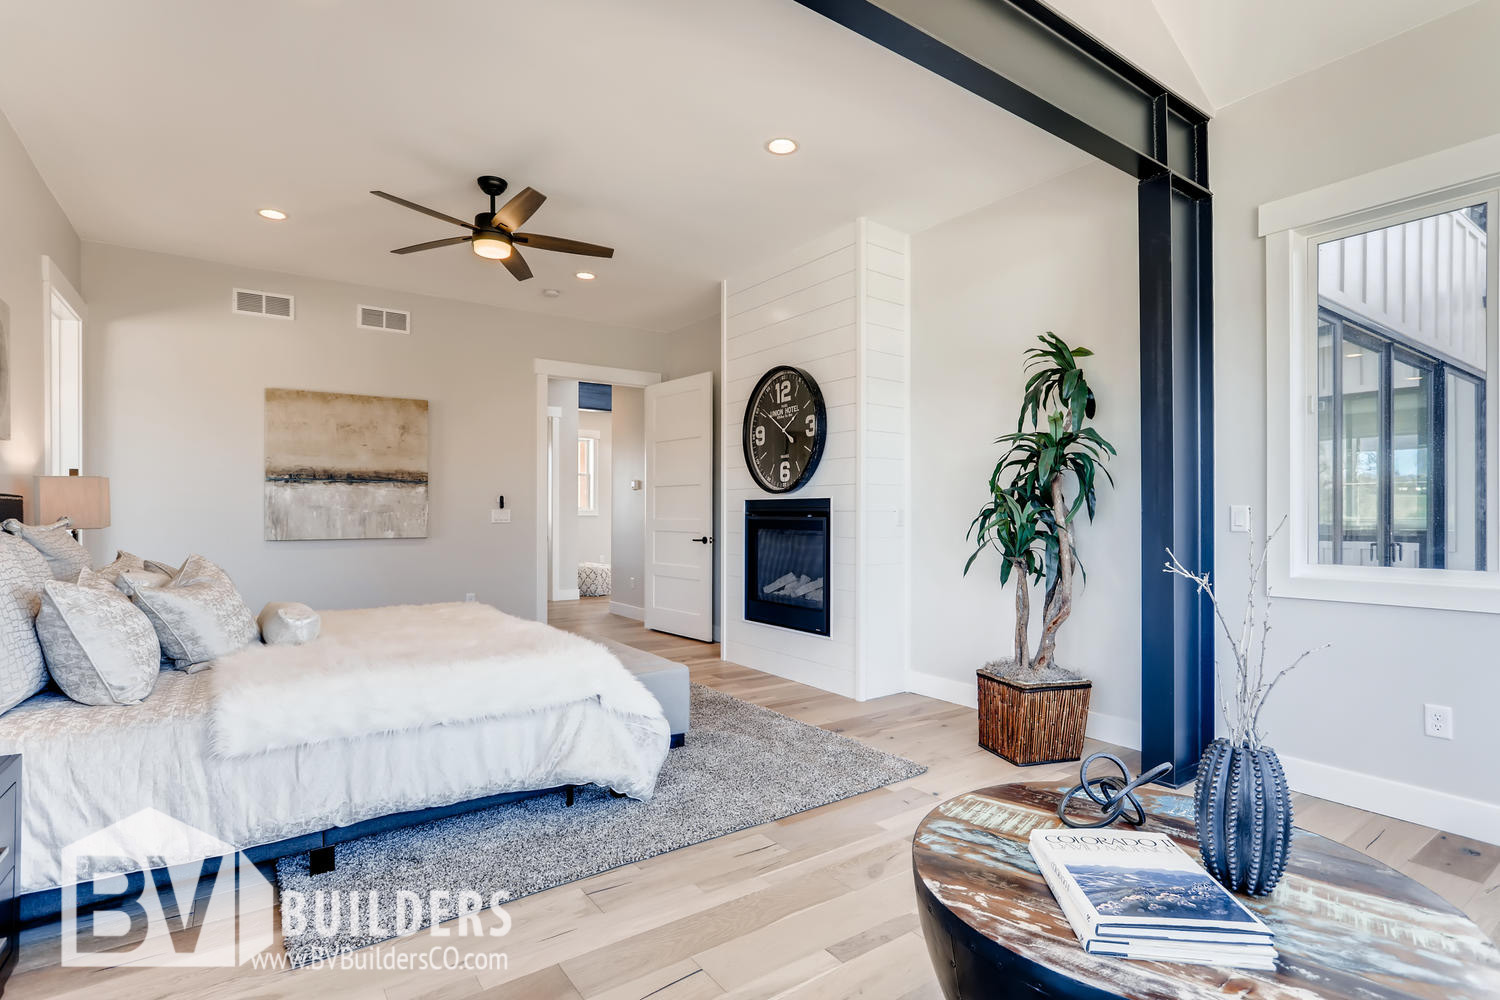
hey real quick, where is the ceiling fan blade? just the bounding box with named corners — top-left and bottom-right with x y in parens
top-left (492, 186), bottom-right (546, 231)
top-left (390, 235), bottom-right (472, 254)
top-left (501, 246), bottom-right (533, 281)
top-left (512, 233), bottom-right (615, 258)
top-left (370, 190), bottom-right (477, 230)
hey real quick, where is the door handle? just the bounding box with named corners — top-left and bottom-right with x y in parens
top-left (692, 536), bottom-right (713, 544)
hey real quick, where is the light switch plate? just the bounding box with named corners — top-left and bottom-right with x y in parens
top-left (490, 508), bottom-right (512, 523)
top-left (1229, 505), bottom-right (1251, 532)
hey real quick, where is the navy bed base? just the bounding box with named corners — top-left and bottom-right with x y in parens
top-left (21, 731), bottom-right (686, 926)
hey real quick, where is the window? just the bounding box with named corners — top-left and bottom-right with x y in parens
top-left (1314, 205), bottom-right (1487, 572)
top-left (1263, 174), bottom-right (1498, 613)
top-left (45, 261), bottom-right (84, 477)
top-left (577, 433), bottom-right (598, 515)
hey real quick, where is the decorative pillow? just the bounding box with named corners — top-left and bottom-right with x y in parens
top-left (2, 518), bottom-right (90, 581)
top-left (257, 602), bottom-right (321, 645)
top-left (36, 569), bottom-right (160, 706)
top-left (121, 555), bottom-right (259, 672)
top-left (0, 535), bottom-right (52, 713)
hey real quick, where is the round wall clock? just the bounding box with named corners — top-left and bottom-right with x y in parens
top-left (742, 366), bottom-right (827, 493)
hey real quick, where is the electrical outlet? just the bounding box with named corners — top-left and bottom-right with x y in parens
top-left (464, 593), bottom-right (476, 603)
top-left (1424, 703), bottom-right (1454, 740)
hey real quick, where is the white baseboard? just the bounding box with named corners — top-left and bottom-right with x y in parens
top-left (904, 670), bottom-right (976, 709)
top-left (903, 671), bottom-right (1140, 751)
top-left (1281, 753), bottom-right (1500, 847)
top-left (551, 588), bottom-right (580, 602)
top-left (609, 601), bottom-right (645, 621)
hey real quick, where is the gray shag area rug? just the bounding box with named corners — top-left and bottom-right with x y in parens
top-left (275, 683), bottom-right (925, 966)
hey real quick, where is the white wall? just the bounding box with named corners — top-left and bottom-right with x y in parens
top-left (610, 386), bottom-right (646, 615)
top-left (81, 242), bottom-right (695, 616)
top-left (577, 408), bottom-right (612, 564)
top-left (0, 109), bottom-right (81, 505)
top-left (722, 220), bottom-right (910, 699)
top-left (1213, 0), bottom-right (1500, 837)
top-left (908, 163), bottom-right (1141, 744)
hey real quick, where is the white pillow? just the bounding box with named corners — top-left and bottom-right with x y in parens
top-left (121, 555), bottom-right (259, 672)
top-left (0, 534), bottom-right (52, 714)
top-left (257, 602), bottom-right (321, 645)
top-left (2, 518), bottom-right (89, 581)
top-left (36, 569), bottom-right (160, 706)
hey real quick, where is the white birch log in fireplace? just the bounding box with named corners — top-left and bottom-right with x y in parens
top-left (788, 576), bottom-right (824, 598)
top-left (763, 572), bottom-right (799, 595)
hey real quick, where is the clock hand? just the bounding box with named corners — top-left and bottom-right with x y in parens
top-left (759, 409), bottom-right (796, 443)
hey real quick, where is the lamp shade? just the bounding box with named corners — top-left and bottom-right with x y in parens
top-left (36, 475), bottom-right (110, 529)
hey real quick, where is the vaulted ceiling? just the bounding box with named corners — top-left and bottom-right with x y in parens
top-left (1049, 0), bottom-right (1483, 111)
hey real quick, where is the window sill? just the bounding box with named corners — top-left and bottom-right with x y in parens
top-left (577, 510), bottom-right (600, 517)
top-left (1271, 564), bottom-right (1500, 614)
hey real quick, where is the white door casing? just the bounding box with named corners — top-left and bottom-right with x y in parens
top-left (645, 371), bottom-right (714, 640)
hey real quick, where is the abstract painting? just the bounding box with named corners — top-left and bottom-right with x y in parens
top-left (0, 297), bottom-right (10, 440)
top-left (264, 388), bottom-right (428, 540)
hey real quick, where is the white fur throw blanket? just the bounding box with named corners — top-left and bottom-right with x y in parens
top-left (208, 603), bottom-right (669, 760)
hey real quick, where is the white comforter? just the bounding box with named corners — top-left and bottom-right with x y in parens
top-left (0, 605), bottom-right (671, 893)
top-left (209, 603), bottom-right (669, 757)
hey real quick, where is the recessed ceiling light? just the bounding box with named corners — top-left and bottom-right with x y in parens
top-left (542, 288), bottom-right (561, 298)
top-left (257, 208), bottom-right (287, 221)
top-left (765, 137), bottom-right (798, 155)
top-left (575, 271), bottom-right (596, 281)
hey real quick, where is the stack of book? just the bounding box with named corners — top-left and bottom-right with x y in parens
top-left (1030, 828), bottom-right (1277, 971)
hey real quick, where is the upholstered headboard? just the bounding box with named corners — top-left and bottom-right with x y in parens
top-left (0, 495), bottom-right (20, 523)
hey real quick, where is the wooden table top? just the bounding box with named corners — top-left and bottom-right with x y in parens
top-left (912, 781), bottom-right (1500, 999)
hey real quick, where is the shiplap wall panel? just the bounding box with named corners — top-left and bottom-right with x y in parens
top-left (721, 219), bottom-right (911, 700)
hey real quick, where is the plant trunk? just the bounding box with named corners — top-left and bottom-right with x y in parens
top-left (1012, 561), bottom-right (1031, 668)
top-left (1033, 475), bottom-right (1073, 672)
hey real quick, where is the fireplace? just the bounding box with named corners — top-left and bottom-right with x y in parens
top-left (744, 498), bottom-right (831, 636)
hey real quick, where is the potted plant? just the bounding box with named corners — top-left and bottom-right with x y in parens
top-left (965, 334), bottom-right (1115, 765)
top-left (1164, 516), bottom-right (1327, 896)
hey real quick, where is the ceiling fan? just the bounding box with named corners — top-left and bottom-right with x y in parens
top-left (371, 175), bottom-right (614, 281)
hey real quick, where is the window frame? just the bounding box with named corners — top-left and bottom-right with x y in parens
top-left (42, 256), bottom-right (85, 478)
top-left (1265, 182), bottom-right (1500, 613)
top-left (576, 431), bottom-right (599, 517)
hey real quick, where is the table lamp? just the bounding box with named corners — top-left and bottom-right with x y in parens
top-left (36, 470), bottom-right (110, 538)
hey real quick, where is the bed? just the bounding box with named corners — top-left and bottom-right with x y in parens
top-left (0, 602), bottom-right (682, 919)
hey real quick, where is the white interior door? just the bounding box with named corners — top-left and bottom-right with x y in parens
top-left (645, 371), bottom-right (714, 641)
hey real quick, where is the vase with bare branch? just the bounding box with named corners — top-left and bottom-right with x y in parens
top-left (1164, 514), bottom-right (1327, 896)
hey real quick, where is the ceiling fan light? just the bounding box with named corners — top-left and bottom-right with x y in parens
top-left (471, 231), bottom-right (512, 260)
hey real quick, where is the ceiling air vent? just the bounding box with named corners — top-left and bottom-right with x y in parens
top-left (233, 288), bottom-right (295, 320)
top-left (357, 305), bottom-right (411, 333)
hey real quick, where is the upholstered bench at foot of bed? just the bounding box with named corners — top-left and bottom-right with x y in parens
top-left (598, 638), bottom-right (690, 743)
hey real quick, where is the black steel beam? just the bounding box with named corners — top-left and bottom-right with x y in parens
top-left (793, 0), bottom-right (1217, 783)
top-left (1138, 175), bottom-right (1215, 786)
top-left (792, 0), bottom-right (1209, 190)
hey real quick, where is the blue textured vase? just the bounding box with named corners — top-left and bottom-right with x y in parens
top-left (1194, 739), bottom-right (1293, 896)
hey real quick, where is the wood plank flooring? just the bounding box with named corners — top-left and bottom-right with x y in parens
top-left (8, 597), bottom-right (1495, 998)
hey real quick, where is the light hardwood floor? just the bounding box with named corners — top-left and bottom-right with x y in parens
top-left (8, 597), bottom-right (1497, 999)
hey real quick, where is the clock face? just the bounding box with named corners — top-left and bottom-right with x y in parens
top-left (743, 366), bottom-right (827, 493)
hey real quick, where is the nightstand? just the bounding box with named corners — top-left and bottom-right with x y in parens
top-left (0, 755), bottom-right (19, 993)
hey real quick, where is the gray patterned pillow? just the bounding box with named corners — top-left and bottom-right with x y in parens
top-left (99, 551), bottom-right (176, 593)
top-left (121, 555), bottom-right (259, 672)
top-left (0, 535), bottom-right (51, 714)
top-left (37, 569), bottom-right (160, 706)
top-left (2, 518), bottom-right (90, 581)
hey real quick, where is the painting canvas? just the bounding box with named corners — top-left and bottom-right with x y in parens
top-left (0, 297), bottom-right (10, 440)
top-left (264, 388), bottom-right (428, 540)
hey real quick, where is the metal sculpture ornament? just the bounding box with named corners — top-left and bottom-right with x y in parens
top-left (1057, 753), bottom-right (1173, 829)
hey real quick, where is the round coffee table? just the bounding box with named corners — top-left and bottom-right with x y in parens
top-left (913, 781), bottom-right (1500, 999)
